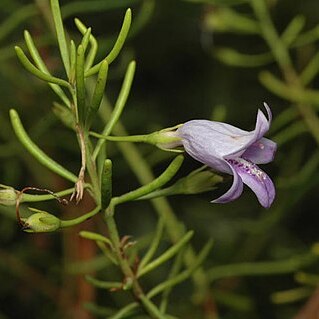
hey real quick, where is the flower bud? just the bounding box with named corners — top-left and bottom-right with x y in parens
top-left (0, 185), bottom-right (17, 206)
top-left (22, 208), bottom-right (61, 233)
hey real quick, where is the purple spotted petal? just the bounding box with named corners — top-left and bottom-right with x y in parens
top-left (227, 158), bottom-right (275, 208)
top-left (211, 163), bottom-right (244, 204)
top-left (242, 138), bottom-right (277, 164)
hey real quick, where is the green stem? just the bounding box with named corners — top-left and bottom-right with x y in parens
top-left (60, 206), bottom-right (101, 228)
top-left (90, 132), bottom-right (148, 143)
top-left (105, 209), bottom-right (166, 318)
top-left (84, 133), bottom-right (100, 199)
top-left (21, 187), bottom-right (75, 202)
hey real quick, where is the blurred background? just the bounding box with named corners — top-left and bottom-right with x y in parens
top-left (0, 0), bottom-right (319, 318)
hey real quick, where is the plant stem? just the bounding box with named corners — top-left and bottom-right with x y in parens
top-left (104, 209), bottom-right (165, 318)
top-left (60, 206), bottom-right (101, 228)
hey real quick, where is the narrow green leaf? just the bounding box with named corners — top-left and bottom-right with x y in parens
top-left (215, 47), bottom-right (272, 67)
top-left (139, 295), bottom-right (167, 319)
top-left (85, 8), bottom-right (132, 77)
top-left (15, 46), bottom-right (70, 88)
top-left (81, 27), bottom-right (91, 53)
top-left (10, 109), bottom-right (77, 183)
top-left (160, 247), bottom-right (184, 313)
top-left (79, 230), bottom-right (113, 247)
top-left (85, 275), bottom-right (122, 290)
top-left (69, 40), bottom-right (76, 85)
top-left (23, 31), bottom-right (71, 107)
top-left (137, 230), bottom-right (194, 278)
top-left (147, 239), bottom-right (213, 299)
top-left (281, 15), bottom-right (305, 46)
top-left (270, 108), bottom-right (298, 134)
top-left (139, 218), bottom-right (165, 270)
top-left (208, 249), bottom-right (319, 282)
top-left (74, 18), bottom-right (98, 70)
top-left (86, 60), bottom-right (108, 128)
top-left (109, 302), bottom-right (139, 319)
top-left (112, 155), bottom-right (184, 206)
top-left (50, 0), bottom-right (70, 76)
top-left (84, 302), bottom-right (115, 317)
top-left (259, 71), bottom-right (319, 104)
top-left (101, 159), bottom-right (112, 209)
top-left (273, 121), bottom-right (308, 146)
top-left (93, 60), bottom-right (136, 160)
top-left (301, 51), bottom-right (319, 85)
top-left (76, 44), bottom-right (86, 123)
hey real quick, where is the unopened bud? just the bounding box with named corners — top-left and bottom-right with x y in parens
top-left (0, 185), bottom-right (17, 206)
top-left (22, 208), bottom-right (61, 233)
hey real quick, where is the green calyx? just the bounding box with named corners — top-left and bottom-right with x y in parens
top-left (0, 185), bottom-right (17, 206)
top-left (22, 208), bottom-right (61, 233)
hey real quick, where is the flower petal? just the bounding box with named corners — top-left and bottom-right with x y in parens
top-left (177, 119), bottom-right (257, 161)
top-left (226, 103), bottom-right (273, 158)
top-left (211, 163), bottom-right (244, 204)
top-left (242, 137), bottom-right (277, 164)
top-left (227, 158), bottom-right (275, 208)
top-left (252, 103), bottom-right (272, 142)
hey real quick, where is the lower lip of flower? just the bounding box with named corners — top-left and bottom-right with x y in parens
top-left (226, 158), bottom-right (267, 181)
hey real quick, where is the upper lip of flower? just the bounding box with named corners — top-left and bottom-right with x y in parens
top-left (176, 103), bottom-right (276, 208)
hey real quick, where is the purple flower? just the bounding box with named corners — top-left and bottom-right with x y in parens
top-left (176, 103), bottom-right (276, 208)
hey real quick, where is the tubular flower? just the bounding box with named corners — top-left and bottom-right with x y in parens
top-left (176, 103), bottom-right (276, 208)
